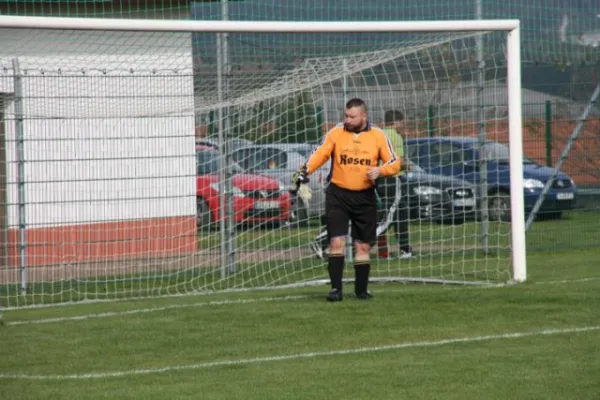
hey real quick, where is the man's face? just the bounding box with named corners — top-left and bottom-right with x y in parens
top-left (392, 120), bottom-right (406, 131)
top-left (344, 106), bottom-right (367, 133)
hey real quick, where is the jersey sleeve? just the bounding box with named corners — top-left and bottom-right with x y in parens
top-left (378, 132), bottom-right (402, 177)
top-left (383, 128), bottom-right (404, 158)
top-left (306, 128), bottom-right (336, 174)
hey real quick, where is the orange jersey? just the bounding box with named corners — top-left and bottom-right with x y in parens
top-left (306, 123), bottom-right (401, 191)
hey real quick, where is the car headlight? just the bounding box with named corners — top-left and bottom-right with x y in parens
top-left (209, 183), bottom-right (245, 197)
top-left (523, 178), bottom-right (544, 189)
top-left (413, 186), bottom-right (443, 196)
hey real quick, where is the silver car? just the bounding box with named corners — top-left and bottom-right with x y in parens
top-left (230, 144), bottom-right (327, 225)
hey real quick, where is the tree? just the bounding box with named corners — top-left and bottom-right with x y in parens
top-left (227, 101), bottom-right (274, 143)
top-left (274, 92), bottom-right (320, 143)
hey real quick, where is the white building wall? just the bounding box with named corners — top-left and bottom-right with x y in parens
top-left (0, 37), bottom-right (196, 228)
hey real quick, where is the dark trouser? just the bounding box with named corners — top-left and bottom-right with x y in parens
top-left (324, 183), bottom-right (378, 245)
top-left (377, 176), bottom-right (410, 251)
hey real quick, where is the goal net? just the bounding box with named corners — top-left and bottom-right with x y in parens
top-left (0, 17), bottom-right (525, 308)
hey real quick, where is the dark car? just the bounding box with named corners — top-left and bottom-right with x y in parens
top-left (402, 162), bottom-right (477, 224)
top-left (309, 161), bottom-right (476, 260)
top-left (405, 137), bottom-right (577, 220)
top-left (318, 161), bottom-right (476, 225)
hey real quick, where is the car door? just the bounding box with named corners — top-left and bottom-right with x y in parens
top-left (424, 142), bottom-right (479, 185)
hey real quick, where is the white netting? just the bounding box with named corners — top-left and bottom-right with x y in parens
top-left (0, 25), bottom-right (517, 308)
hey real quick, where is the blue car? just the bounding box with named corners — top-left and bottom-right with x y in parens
top-left (405, 137), bottom-right (577, 221)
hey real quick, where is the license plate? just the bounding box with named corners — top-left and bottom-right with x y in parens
top-left (254, 200), bottom-right (279, 210)
top-left (453, 198), bottom-right (476, 207)
top-left (556, 192), bottom-right (574, 200)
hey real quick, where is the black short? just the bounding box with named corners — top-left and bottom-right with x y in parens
top-left (325, 183), bottom-right (378, 244)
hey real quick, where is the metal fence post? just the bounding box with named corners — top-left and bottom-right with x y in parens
top-left (12, 58), bottom-right (27, 295)
top-left (545, 100), bottom-right (553, 167)
top-left (427, 105), bottom-right (435, 137)
top-left (209, 110), bottom-right (215, 137)
top-left (475, 0), bottom-right (489, 254)
top-left (316, 106), bottom-right (323, 140)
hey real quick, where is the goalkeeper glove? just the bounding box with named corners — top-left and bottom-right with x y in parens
top-left (298, 183), bottom-right (312, 202)
top-left (292, 165), bottom-right (310, 187)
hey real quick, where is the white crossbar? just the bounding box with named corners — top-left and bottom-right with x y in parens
top-left (0, 15), bottom-right (519, 33)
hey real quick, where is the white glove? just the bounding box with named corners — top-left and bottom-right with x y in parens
top-left (298, 184), bottom-right (312, 202)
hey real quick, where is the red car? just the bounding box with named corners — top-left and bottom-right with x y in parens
top-left (196, 145), bottom-right (291, 229)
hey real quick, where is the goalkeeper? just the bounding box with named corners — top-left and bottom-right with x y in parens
top-left (292, 98), bottom-right (401, 302)
top-left (310, 110), bottom-right (413, 260)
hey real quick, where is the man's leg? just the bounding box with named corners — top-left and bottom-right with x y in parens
top-left (310, 213), bottom-right (329, 259)
top-left (376, 178), bottom-right (396, 259)
top-left (395, 177), bottom-right (412, 256)
top-left (327, 236), bottom-right (346, 301)
top-left (375, 192), bottom-right (390, 258)
top-left (325, 193), bottom-right (350, 302)
top-left (350, 194), bottom-right (378, 299)
top-left (353, 241), bottom-right (372, 299)
top-left (379, 177), bottom-right (403, 258)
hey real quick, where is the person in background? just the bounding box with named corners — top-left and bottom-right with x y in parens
top-left (377, 109), bottom-right (413, 259)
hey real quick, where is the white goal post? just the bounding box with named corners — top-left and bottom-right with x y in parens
top-left (0, 16), bottom-right (525, 307)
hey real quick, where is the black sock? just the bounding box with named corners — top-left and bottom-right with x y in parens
top-left (354, 263), bottom-right (370, 294)
top-left (328, 255), bottom-right (345, 291)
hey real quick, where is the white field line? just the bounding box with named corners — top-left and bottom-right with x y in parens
top-left (3, 277), bottom-right (598, 327)
top-left (0, 325), bottom-right (598, 381)
top-left (534, 276), bottom-right (600, 285)
top-left (2, 288), bottom-right (417, 326)
top-left (2, 295), bottom-right (311, 327)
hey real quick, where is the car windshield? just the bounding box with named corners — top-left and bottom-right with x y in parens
top-left (285, 145), bottom-right (315, 158)
top-left (292, 148), bottom-right (313, 158)
top-left (196, 151), bottom-right (244, 175)
top-left (233, 147), bottom-right (289, 171)
top-left (482, 142), bottom-right (535, 164)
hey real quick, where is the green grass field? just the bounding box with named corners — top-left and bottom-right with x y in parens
top-left (0, 256), bottom-right (599, 397)
top-left (0, 211), bottom-right (598, 399)
top-left (195, 209), bottom-right (600, 251)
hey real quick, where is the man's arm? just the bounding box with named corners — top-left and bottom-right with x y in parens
top-left (383, 127), bottom-right (404, 158)
top-left (377, 133), bottom-right (402, 177)
top-left (305, 129), bottom-right (337, 174)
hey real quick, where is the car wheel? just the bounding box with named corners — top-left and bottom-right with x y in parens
top-left (197, 197), bottom-right (213, 231)
top-left (488, 192), bottom-right (511, 222)
top-left (290, 194), bottom-right (309, 227)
